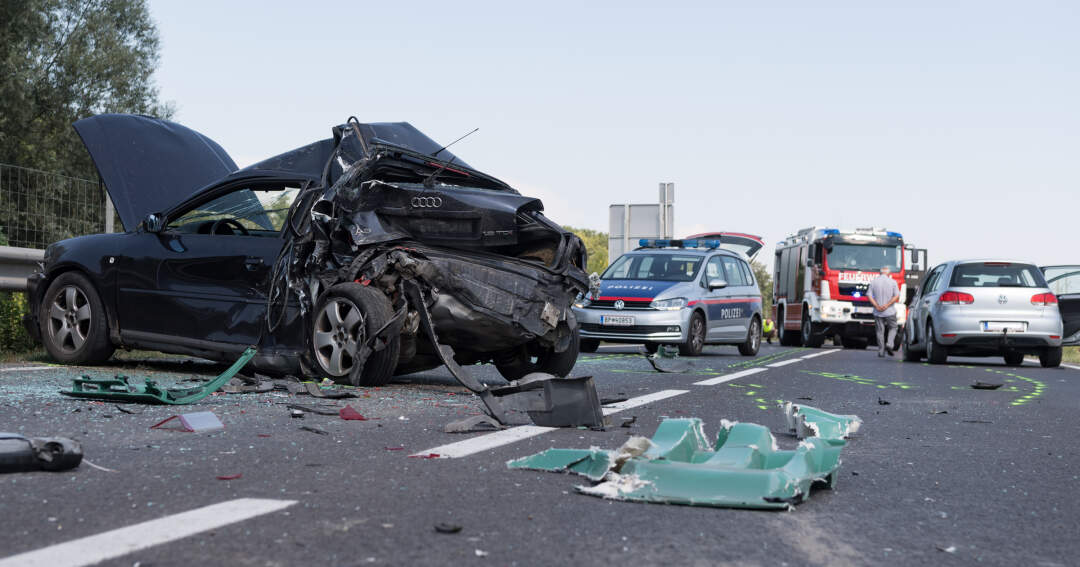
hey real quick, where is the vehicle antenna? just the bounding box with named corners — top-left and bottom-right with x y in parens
top-left (432, 127), bottom-right (479, 157)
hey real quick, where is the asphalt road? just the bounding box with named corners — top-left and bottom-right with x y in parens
top-left (1, 343), bottom-right (1077, 566)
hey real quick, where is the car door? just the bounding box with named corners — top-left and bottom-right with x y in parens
top-left (1041, 265), bottom-right (1080, 344)
top-left (116, 181), bottom-right (300, 348)
top-left (701, 256), bottom-right (727, 340)
top-left (916, 264), bottom-right (948, 343)
top-left (719, 255), bottom-right (754, 339)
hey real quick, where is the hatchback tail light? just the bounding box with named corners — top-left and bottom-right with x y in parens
top-left (1031, 293), bottom-right (1058, 306)
top-left (939, 291), bottom-right (974, 305)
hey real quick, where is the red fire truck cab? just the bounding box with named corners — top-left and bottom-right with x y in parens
top-left (773, 227), bottom-right (925, 349)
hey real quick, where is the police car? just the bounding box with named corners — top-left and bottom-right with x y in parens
top-left (574, 234), bottom-right (765, 356)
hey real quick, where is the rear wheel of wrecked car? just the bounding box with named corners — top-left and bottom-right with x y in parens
top-left (579, 338), bottom-right (600, 353)
top-left (679, 312), bottom-right (706, 356)
top-left (495, 326), bottom-right (581, 381)
top-left (738, 316), bottom-right (762, 356)
top-left (1040, 346), bottom-right (1062, 368)
top-left (311, 283), bottom-right (400, 387)
top-left (1003, 351), bottom-right (1024, 366)
top-left (39, 272), bottom-right (114, 365)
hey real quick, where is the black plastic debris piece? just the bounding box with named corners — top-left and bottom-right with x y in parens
top-left (877, 397), bottom-right (891, 405)
top-left (0, 433), bottom-right (83, 473)
top-left (971, 382), bottom-right (1003, 390)
top-left (299, 426), bottom-right (329, 435)
top-left (930, 409), bottom-right (948, 415)
top-left (600, 395), bottom-right (629, 405)
top-left (114, 404), bottom-right (143, 414)
top-left (291, 409), bottom-right (305, 419)
top-left (285, 404), bottom-right (341, 416)
top-left (489, 374), bottom-right (604, 428)
top-left (620, 416), bottom-right (637, 428)
top-left (434, 523), bottom-right (463, 534)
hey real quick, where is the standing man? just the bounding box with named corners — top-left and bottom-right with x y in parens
top-left (867, 265), bottom-right (901, 357)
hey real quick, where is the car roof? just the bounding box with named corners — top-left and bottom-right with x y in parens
top-left (944, 259), bottom-right (1040, 266)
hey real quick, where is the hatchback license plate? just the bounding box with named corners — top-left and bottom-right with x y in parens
top-left (982, 321), bottom-right (1026, 333)
top-left (601, 315), bottom-right (635, 326)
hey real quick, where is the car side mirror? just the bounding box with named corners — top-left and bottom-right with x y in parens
top-left (142, 213), bottom-right (163, 233)
top-left (708, 279), bottom-right (728, 290)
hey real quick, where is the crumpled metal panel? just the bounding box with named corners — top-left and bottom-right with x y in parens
top-left (509, 408), bottom-right (858, 509)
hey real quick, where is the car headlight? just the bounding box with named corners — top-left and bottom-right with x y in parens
top-left (651, 297), bottom-right (688, 310)
top-left (573, 293), bottom-right (591, 309)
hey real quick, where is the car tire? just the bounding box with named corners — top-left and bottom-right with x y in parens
top-left (738, 316), bottom-right (762, 356)
top-left (1040, 347), bottom-right (1062, 368)
top-left (496, 326), bottom-right (581, 381)
top-left (39, 272), bottom-right (114, 365)
top-left (901, 327), bottom-right (921, 361)
top-left (926, 321), bottom-right (948, 365)
top-left (579, 338), bottom-right (600, 353)
top-left (1003, 352), bottom-right (1024, 366)
top-left (679, 312), bottom-right (706, 356)
top-left (311, 283), bottom-right (400, 386)
top-left (801, 312), bottom-right (824, 348)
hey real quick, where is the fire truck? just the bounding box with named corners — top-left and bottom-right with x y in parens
top-left (773, 227), bottom-right (927, 348)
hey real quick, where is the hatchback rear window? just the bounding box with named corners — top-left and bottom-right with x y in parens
top-left (949, 262), bottom-right (1047, 288)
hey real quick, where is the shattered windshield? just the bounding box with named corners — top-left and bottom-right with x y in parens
top-left (355, 122), bottom-right (471, 169)
top-left (826, 244), bottom-right (901, 272)
top-left (602, 254), bottom-right (703, 282)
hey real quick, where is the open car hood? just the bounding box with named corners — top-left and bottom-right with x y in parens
top-left (73, 114), bottom-right (238, 229)
top-left (684, 232), bottom-right (764, 259)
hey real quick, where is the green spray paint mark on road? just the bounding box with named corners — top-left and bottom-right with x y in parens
top-left (980, 368), bottom-right (1047, 406)
top-left (799, 370), bottom-right (917, 391)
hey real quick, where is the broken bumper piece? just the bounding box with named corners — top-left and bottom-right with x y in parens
top-left (61, 347), bottom-right (257, 405)
top-left (509, 406), bottom-right (859, 509)
top-left (0, 433), bottom-right (83, 473)
top-left (783, 402), bottom-right (862, 442)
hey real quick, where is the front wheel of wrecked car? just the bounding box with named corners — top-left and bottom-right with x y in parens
top-left (39, 272), bottom-right (114, 364)
top-left (311, 283), bottom-right (400, 387)
top-left (495, 326), bottom-right (581, 381)
top-left (579, 338), bottom-right (600, 353)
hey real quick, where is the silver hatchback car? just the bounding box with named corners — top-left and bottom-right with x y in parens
top-left (902, 260), bottom-right (1063, 367)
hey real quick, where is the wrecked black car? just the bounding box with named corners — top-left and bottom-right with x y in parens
top-left (25, 114), bottom-right (589, 388)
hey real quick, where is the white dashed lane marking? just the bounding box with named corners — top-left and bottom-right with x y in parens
top-left (0, 498), bottom-right (297, 567)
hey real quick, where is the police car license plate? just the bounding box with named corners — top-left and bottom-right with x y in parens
top-left (982, 321), bottom-right (1026, 333)
top-left (855, 306), bottom-right (874, 314)
top-left (601, 315), bottom-right (635, 326)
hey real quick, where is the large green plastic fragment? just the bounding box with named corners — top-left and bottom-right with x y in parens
top-left (783, 402), bottom-right (862, 442)
top-left (61, 347), bottom-right (257, 405)
top-left (510, 414), bottom-right (853, 510)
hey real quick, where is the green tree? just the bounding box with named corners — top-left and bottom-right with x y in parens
top-left (0, 0), bottom-right (173, 179)
top-left (751, 260), bottom-right (773, 319)
top-left (565, 226), bottom-right (609, 275)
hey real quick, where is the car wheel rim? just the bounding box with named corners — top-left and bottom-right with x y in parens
top-left (313, 298), bottom-right (365, 377)
top-left (751, 320), bottom-right (760, 350)
top-left (692, 318), bottom-right (704, 350)
top-left (802, 317), bottom-right (811, 341)
top-left (48, 285), bottom-right (91, 353)
top-left (926, 325), bottom-right (934, 358)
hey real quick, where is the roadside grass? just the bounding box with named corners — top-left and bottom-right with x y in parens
top-left (2, 348), bottom-right (203, 365)
top-left (1063, 347), bottom-right (1080, 364)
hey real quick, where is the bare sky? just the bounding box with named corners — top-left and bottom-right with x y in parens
top-left (148, 1), bottom-right (1077, 269)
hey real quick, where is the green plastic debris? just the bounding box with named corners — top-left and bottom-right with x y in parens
top-left (61, 347), bottom-right (257, 405)
top-left (783, 402), bottom-right (862, 442)
top-left (509, 414), bottom-right (851, 510)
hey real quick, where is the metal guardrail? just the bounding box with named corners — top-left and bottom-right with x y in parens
top-left (0, 245), bottom-right (44, 291)
top-left (0, 163), bottom-right (117, 292)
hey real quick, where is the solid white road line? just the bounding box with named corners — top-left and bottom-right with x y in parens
top-left (1062, 363), bottom-right (1080, 371)
top-left (766, 358), bottom-right (802, 368)
top-left (412, 389), bottom-right (690, 459)
top-left (799, 349), bottom-right (841, 359)
top-left (0, 366), bottom-right (55, 373)
top-left (0, 498), bottom-right (296, 567)
top-left (693, 367), bottom-right (767, 386)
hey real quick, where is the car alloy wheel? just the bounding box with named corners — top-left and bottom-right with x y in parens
top-left (313, 297), bottom-right (366, 377)
top-left (47, 285), bottom-right (91, 353)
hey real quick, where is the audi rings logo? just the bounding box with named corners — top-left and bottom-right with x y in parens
top-left (411, 196), bottom-right (443, 208)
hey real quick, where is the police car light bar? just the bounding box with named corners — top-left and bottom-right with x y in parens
top-left (639, 239), bottom-right (721, 249)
